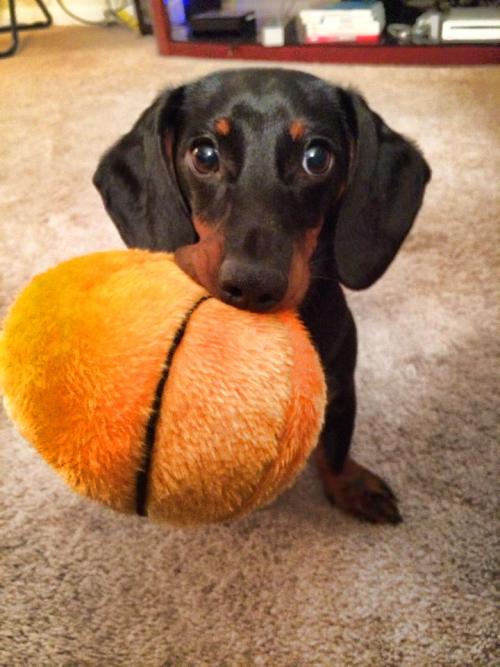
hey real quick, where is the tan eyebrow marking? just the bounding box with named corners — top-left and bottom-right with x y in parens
top-left (289, 120), bottom-right (306, 141)
top-left (215, 117), bottom-right (231, 136)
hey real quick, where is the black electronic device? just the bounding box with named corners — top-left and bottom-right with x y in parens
top-left (189, 10), bottom-right (257, 38)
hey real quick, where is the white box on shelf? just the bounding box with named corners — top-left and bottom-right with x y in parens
top-left (300, 1), bottom-right (385, 25)
top-left (441, 8), bottom-right (500, 42)
top-left (261, 23), bottom-right (286, 47)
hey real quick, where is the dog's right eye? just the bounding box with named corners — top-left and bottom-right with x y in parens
top-left (190, 141), bottom-right (220, 174)
top-left (302, 142), bottom-right (333, 176)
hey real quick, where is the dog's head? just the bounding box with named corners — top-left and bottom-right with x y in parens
top-left (94, 69), bottom-right (431, 312)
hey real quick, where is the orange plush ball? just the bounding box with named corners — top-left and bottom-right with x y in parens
top-left (0, 251), bottom-right (326, 525)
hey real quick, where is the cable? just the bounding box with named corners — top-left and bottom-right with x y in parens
top-left (55, 0), bottom-right (129, 27)
top-left (110, 0), bottom-right (139, 30)
top-left (106, 0), bottom-right (129, 15)
top-left (55, 0), bottom-right (109, 26)
top-left (55, 0), bottom-right (145, 31)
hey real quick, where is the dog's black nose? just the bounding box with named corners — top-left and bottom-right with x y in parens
top-left (218, 259), bottom-right (288, 312)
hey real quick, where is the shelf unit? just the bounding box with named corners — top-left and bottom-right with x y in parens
top-left (149, 0), bottom-right (500, 66)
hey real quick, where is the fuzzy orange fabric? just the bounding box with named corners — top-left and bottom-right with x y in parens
top-left (0, 251), bottom-right (326, 525)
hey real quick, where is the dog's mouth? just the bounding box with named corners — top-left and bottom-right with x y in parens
top-left (174, 217), bottom-right (319, 313)
top-left (175, 241), bottom-right (311, 314)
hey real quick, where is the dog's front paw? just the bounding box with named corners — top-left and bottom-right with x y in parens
top-left (316, 449), bottom-right (402, 525)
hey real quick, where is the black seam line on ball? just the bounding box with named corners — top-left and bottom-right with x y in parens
top-left (135, 295), bottom-right (212, 517)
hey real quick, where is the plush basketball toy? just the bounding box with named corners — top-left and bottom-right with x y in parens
top-left (0, 251), bottom-right (325, 525)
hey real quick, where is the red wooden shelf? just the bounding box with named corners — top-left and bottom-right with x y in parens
top-left (150, 0), bottom-right (500, 66)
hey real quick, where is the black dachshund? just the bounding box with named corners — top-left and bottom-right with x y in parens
top-left (94, 68), bottom-right (431, 524)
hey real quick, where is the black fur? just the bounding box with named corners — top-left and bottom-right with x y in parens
top-left (94, 68), bottom-right (431, 523)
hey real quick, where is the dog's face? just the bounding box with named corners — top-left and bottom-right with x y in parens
top-left (94, 69), bottom-right (430, 311)
top-left (172, 70), bottom-right (351, 311)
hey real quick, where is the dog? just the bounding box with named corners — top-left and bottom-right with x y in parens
top-left (94, 68), bottom-right (431, 524)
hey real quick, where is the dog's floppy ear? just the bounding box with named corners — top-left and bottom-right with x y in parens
top-left (334, 91), bottom-right (431, 290)
top-left (93, 87), bottom-right (196, 250)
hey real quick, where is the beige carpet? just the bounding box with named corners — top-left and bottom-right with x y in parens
top-left (1, 26), bottom-right (499, 667)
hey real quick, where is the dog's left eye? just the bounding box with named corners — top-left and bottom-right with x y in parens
top-left (190, 141), bottom-right (220, 174)
top-left (303, 142), bottom-right (333, 176)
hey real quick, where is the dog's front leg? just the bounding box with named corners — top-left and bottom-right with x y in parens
top-left (302, 288), bottom-right (402, 524)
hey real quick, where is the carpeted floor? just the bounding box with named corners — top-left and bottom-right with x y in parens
top-left (1, 26), bottom-right (499, 667)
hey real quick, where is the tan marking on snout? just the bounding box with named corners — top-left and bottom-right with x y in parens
top-left (174, 216), bottom-right (225, 297)
top-left (282, 223), bottom-right (323, 310)
top-left (191, 216), bottom-right (219, 241)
